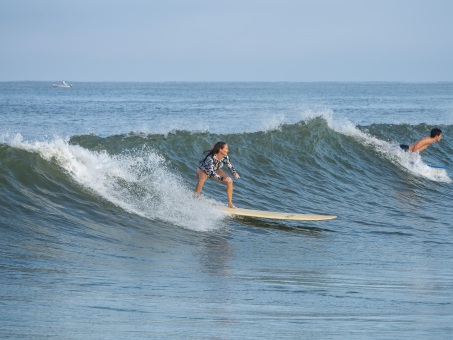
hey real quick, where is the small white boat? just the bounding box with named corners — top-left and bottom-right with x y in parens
top-left (52, 80), bottom-right (72, 88)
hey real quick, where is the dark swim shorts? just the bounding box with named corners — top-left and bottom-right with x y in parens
top-left (400, 144), bottom-right (409, 151)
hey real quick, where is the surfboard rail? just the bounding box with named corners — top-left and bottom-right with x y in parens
top-left (427, 164), bottom-right (446, 169)
top-left (219, 206), bottom-right (336, 221)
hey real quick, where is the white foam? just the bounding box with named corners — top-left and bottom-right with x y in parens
top-left (7, 134), bottom-right (227, 231)
top-left (393, 150), bottom-right (451, 183)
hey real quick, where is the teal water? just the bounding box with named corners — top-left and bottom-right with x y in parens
top-left (1, 82), bottom-right (453, 339)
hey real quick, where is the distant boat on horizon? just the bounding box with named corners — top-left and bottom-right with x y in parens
top-left (52, 80), bottom-right (72, 88)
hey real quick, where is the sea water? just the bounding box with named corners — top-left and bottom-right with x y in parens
top-left (1, 82), bottom-right (453, 339)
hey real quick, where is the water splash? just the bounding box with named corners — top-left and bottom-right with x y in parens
top-left (7, 134), bottom-right (227, 231)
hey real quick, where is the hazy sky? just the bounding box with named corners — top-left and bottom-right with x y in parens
top-left (1, 0), bottom-right (452, 82)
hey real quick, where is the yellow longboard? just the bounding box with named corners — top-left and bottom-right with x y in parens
top-left (220, 207), bottom-right (336, 221)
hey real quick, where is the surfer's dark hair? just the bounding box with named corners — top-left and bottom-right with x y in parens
top-left (201, 141), bottom-right (227, 162)
top-left (431, 128), bottom-right (442, 138)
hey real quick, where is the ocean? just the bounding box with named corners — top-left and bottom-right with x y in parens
top-left (1, 81), bottom-right (453, 339)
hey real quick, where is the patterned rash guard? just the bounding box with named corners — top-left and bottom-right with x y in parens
top-left (198, 154), bottom-right (237, 181)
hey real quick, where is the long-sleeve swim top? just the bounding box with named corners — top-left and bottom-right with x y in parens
top-left (198, 154), bottom-right (237, 181)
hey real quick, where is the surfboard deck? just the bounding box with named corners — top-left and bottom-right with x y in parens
top-left (219, 206), bottom-right (336, 221)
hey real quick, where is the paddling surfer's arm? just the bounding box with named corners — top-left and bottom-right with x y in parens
top-left (410, 135), bottom-right (442, 153)
top-left (409, 137), bottom-right (436, 152)
top-left (406, 128), bottom-right (443, 153)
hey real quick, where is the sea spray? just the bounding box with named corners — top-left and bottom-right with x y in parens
top-left (8, 134), bottom-right (226, 231)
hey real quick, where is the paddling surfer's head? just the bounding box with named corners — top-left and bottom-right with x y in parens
top-left (430, 128), bottom-right (442, 139)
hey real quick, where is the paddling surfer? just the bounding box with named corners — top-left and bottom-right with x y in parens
top-left (195, 142), bottom-right (240, 208)
top-left (400, 128), bottom-right (442, 153)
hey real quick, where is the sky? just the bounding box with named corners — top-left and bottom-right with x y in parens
top-left (1, 0), bottom-right (452, 82)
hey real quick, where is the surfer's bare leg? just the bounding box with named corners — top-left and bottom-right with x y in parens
top-left (215, 169), bottom-right (236, 209)
top-left (225, 178), bottom-right (236, 209)
top-left (195, 168), bottom-right (208, 197)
